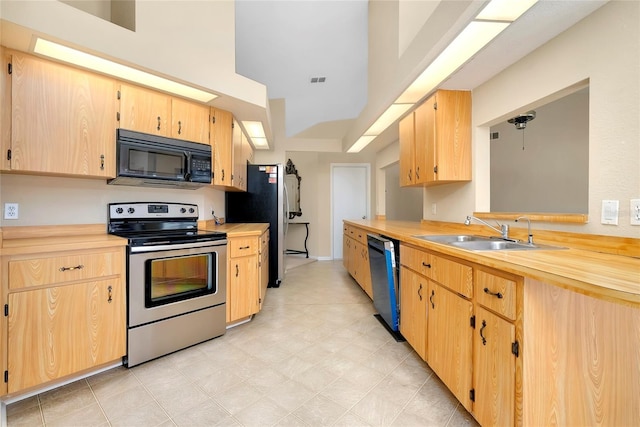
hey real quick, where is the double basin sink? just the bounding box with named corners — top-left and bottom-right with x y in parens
top-left (413, 234), bottom-right (564, 251)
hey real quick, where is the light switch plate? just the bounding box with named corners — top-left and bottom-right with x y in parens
top-left (601, 200), bottom-right (619, 225)
top-left (631, 199), bottom-right (640, 225)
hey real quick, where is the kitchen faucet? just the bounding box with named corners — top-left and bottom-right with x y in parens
top-left (465, 215), bottom-right (511, 240)
top-left (515, 216), bottom-right (535, 245)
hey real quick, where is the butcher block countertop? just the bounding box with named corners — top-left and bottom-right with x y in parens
top-left (0, 224), bottom-right (127, 256)
top-left (199, 221), bottom-right (269, 237)
top-left (345, 219), bottom-right (640, 307)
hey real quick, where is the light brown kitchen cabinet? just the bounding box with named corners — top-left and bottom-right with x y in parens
top-left (5, 51), bottom-right (117, 178)
top-left (259, 229), bottom-right (270, 309)
top-left (399, 266), bottom-right (427, 360)
top-left (399, 89), bottom-right (471, 187)
top-left (227, 235), bottom-right (260, 323)
top-left (427, 280), bottom-right (473, 411)
top-left (118, 83), bottom-right (209, 145)
top-left (2, 246), bottom-right (126, 396)
top-left (170, 97), bottom-right (210, 144)
top-left (342, 224), bottom-right (372, 299)
top-left (210, 107), bottom-right (234, 188)
top-left (231, 119), bottom-right (246, 191)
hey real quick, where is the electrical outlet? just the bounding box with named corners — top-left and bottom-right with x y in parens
top-left (431, 203), bottom-right (437, 215)
top-left (4, 203), bottom-right (19, 220)
top-left (631, 199), bottom-right (640, 225)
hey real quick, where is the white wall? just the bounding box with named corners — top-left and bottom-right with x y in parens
top-left (377, 1), bottom-right (639, 237)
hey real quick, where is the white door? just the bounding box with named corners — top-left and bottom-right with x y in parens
top-left (331, 164), bottom-right (370, 259)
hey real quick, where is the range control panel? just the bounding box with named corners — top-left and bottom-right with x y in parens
top-left (108, 202), bottom-right (199, 220)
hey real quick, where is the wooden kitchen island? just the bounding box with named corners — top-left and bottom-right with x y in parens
top-left (344, 219), bottom-right (640, 427)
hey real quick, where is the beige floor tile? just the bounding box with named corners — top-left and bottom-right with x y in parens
top-left (293, 394), bottom-right (348, 426)
top-left (171, 399), bottom-right (231, 426)
top-left (212, 381), bottom-right (265, 415)
top-left (273, 413), bottom-right (311, 426)
top-left (5, 400), bottom-right (43, 427)
top-left (262, 379), bottom-right (315, 413)
top-left (40, 384), bottom-right (97, 422)
top-left (320, 376), bottom-right (374, 409)
top-left (89, 368), bottom-right (141, 401)
top-left (152, 381), bottom-right (212, 418)
top-left (98, 384), bottom-right (155, 421)
top-left (334, 411), bottom-right (375, 427)
top-left (197, 368), bottom-right (246, 397)
top-left (291, 365), bottom-right (339, 392)
top-left (44, 401), bottom-right (108, 427)
top-left (234, 396), bottom-right (289, 427)
top-left (447, 403), bottom-right (480, 426)
top-left (350, 389), bottom-right (405, 426)
top-left (109, 401), bottom-right (169, 427)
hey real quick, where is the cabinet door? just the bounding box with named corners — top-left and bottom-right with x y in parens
top-left (427, 281), bottom-right (473, 410)
top-left (210, 108), bottom-right (233, 187)
top-left (473, 306), bottom-right (515, 427)
top-left (259, 231), bottom-right (269, 309)
top-left (418, 95), bottom-right (437, 184)
top-left (343, 234), bottom-right (351, 271)
top-left (118, 83), bottom-right (171, 136)
top-left (399, 267), bottom-right (427, 360)
top-left (399, 112), bottom-right (415, 186)
top-left (433, 90), bottom-right (471, 183)
top-left (232, 120), bottom-right (245, 190)
top-left (359, 242), bottom-right (373, 298)
top-left (7, 279), bottom-right (125, 393)
top-left (229, 255), bottom-right (259, 321)
top-left (11, 53), bottom-right (117, 178)
top-left (171, 97), bottom-right (210, 144)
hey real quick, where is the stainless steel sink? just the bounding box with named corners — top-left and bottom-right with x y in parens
top-left (413, 234), bottom-right (564, 251)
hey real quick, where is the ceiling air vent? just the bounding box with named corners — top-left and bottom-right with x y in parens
top-left (310, 76), bottom-right (326, 83)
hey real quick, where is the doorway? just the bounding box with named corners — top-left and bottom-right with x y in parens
top-left (331, 163), bottom-right (370, 259)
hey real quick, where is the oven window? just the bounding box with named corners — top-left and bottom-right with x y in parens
top-left (145, 253), bottom-right (215, 307)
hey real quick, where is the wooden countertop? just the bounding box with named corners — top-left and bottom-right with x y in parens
top-left (198, 221), bottom-right (269, 237)
top-left (345, 219), bottom-right (640, 307)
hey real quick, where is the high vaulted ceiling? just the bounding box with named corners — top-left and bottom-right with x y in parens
top-left (235, 0), bottom-right (607, 153)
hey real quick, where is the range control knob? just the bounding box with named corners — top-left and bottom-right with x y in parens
top-left (180, 207), bottom-right (187, 213)
top-left (189, 208), bottom-right (195, 214)
top-left (127, 207), bottom-right (135, 214)
top-left (115, 207), bottom-right (123, 214)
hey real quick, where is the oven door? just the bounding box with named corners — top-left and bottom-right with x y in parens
top-left (128, 241), bottom-right (227, 327)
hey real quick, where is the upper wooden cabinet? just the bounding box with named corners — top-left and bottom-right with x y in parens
top-left (210, 107), bottom-right (234, 187)
top-left (399, 89), bottom-right (471, 187)
top-left (118, 83), bottom-right (209, 145)
top-left (4, 51), bottom-right (118, 178)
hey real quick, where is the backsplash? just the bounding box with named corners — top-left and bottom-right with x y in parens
top-left (0, 174), bottom-right (225, 227)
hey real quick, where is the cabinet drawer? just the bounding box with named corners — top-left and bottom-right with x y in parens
top-left (350, 227), bottom-right (369, 245)
top-left (229, 236), bottom-right (258, 257)
top-left (475, 269), bottom-right (517, 320)
top-left (400, 244), bottom-right (433, 278)
top-left (431, 255), bottom-right (473, 298)
top-left (8, 249), bottom-right (123, 290)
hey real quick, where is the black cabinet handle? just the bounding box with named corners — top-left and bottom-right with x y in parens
top-left (422, 261), bottom-right (431, 268)
top-left (483, 287), bottom-right (503, 299)
top-left (418, 283), bottom-right (423, 301)
top-left (178, 120), bottom-right (182, 135)
top-left (100, 154), bottom-right (105, 170)
top-left (157, 116), bottom-right (161, 131)
top-left (480, 320), bottom-right (487, 345)
top-left (235, 264), bottom-right (239, 277)
top-left (429, 290), bottom-right (435, 309)
top-left (107, 286), bottom-right (113, 303)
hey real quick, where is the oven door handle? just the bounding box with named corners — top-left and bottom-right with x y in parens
top-left (129, 239), bottom-right (228, 253)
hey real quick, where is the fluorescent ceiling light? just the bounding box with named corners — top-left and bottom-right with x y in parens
top-left (347, 135), bottom-right (376, 153)
top-left (396, 21), bottom-right (509, 104)
top-left (476, 0), bottom-right (538, 21)
top-left (365, 104), bottom-right (414, 136)
top-left (242, 120), bottom-right (270, 149)
top-left (33, 38), bottom-right (218, 103)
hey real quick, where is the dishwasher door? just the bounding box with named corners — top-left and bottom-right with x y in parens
top-left (367, 234), bottom-right (401, 336)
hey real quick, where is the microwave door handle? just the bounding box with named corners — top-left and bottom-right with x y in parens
top-left (184, 151), bottom-right (192, 181)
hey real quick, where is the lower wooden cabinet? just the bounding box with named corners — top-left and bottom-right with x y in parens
top-left (7, 278), bottom-right (125, 393)
top-left (1, 245), bottom-right (126, 397)
top-left (227, 234), bottom-right (261, 323)
top-left (259, 229), bottom-right (269, 310)
top-left (427, 281), bottom-right (474, 411)
top-left (399, 266), bottom-right (427, 360)
top-left (342, 224), bottom-right (373, 298)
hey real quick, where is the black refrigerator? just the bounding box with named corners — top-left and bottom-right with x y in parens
top-left (226, 164), bottom-right (286, 287)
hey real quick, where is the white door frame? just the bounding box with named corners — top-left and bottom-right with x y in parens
top-left (330, 163), bottom-right (371, 259)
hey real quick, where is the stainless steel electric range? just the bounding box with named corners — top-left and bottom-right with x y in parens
top-left (108, 202), bottom-right (227, 367)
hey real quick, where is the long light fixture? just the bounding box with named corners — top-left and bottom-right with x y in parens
top-left (348, 0), bottom-right (538, 153)
top-left (33, 38), bottom-right (218, 103)
top-left (242, 120), bottom-right (270, 149)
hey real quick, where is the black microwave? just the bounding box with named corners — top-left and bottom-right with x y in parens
top-left (109, 129), bottom-right (212, 189)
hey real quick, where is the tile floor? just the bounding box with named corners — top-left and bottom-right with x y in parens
top-left (6, 260), bottom-right (479, 427)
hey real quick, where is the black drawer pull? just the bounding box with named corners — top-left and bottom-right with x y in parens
top-left (480, 320), bottom-right (487, 345)
top-left (59, 264), bottom-right (84, 272)
top-left (483, 287), bottom-right (503, 299)
top-left (422, 262), bottom-right (431, 268)
top-left (418, 283), bottom-right (423, 301)
top-left (429, 290), bottom-right (435, 309)
top-left (239, 245), bottom-right (250, 250)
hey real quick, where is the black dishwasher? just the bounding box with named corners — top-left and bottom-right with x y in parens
top-left (367, 234), bottom-right (403, 341)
